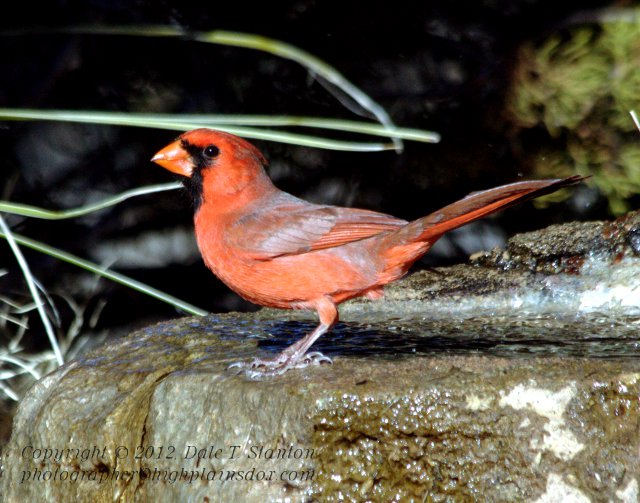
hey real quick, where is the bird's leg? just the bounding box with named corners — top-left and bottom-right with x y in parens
top-left (230, 297), bottom-right (337, 378)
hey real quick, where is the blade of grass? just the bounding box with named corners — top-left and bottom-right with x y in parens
top-left (0, 182), bottom-right (181, 220)
top-left (0, 110), bottom-right (394, 152)
top-left (182, 115), bottom-right (440, 143)
top-left (0, 109), bottom-right (440, 144)
top-left (0, 312), bottom-right (29, 328)
top-left (0, 381), bottom-right (19, 401)
top-left (2, 27), bottom-right (416, 149)
top-left (22, 26), bottom-right (405, 151)
top-left (0, 215), bottom-right (64, 365)
top-left (198, 29), bottom-right (403, 150)
top-left (630, 110), bottom-right (640, 131)
top-left (0, 355), bottom-right (41, 380)
top-left (0, 230), bottom-right (208, 317)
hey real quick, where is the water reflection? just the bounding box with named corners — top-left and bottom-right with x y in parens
top-left (212, 313), bottom-right (640, 359)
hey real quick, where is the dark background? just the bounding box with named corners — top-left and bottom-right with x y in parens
top-left (0, 0), bottom-right (619, 344)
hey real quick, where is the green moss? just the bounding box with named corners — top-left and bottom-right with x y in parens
top-left (508, 17), bottom-right (640, 214)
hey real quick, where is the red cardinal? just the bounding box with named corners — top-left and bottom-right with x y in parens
top-left (152, 129), bottom-right (582, 377)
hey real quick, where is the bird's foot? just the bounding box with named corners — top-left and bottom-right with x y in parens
top-left (229, 351), bottom-right (332, 379)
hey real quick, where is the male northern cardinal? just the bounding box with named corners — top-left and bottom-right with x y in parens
top-left (152, 129), bottom-right (582, 377)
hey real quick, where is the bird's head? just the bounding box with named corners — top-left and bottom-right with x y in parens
top-left (151, 128), bottom-right (271, 211)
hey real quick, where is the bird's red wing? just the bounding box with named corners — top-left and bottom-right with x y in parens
top-left (230, 202), bottom-right (407, 260)
top-left (309, 209), bottom-right (408, 251)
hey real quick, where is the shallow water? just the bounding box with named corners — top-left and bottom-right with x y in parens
top-left (200, 312), bottom-right (640, 360)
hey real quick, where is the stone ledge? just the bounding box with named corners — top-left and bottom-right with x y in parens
top-left (2, 316), bottom-right (638, 502)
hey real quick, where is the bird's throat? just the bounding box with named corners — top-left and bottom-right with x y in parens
top-left (183, 169), bottom-right (205, 212)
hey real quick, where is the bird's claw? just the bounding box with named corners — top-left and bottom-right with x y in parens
top-left (299, 351), bottom-right (333, 366)
top-left (228, 351), bottom-right (332, 379)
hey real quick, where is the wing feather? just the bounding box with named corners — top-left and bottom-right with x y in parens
top-left (229, 195), bottom-right (407, 260)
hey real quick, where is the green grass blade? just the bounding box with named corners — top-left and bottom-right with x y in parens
top-left (0, 355), bottom-right (41, 380)
top-left (179, 115), bottom-right (440, 143)
top-left (0, 230), bottom-right (208, 317)
top-left (0, 182), bottom-right (181, 220)
top-left (0, 109), bottom-right (440, 144)
top-left (0, 109), bottom-right (394, 151)
top-left (197, 29), bottom-right (403, 150)
top-left (1, 26), bottom-right (408, 150)
top-left (0, 216), bottom-right (64, 365)
top-left (631, 110), bottom-right (640, 132)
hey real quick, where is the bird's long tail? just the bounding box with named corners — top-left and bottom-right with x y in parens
top-left (380, 176), bottom-right (585, 278)
top-left (407, 175), bottom-right (584, 243)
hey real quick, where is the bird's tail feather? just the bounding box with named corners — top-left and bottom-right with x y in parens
top-left (407, 175), bottom-right (585, 243)
top-left (376, 176), bottom-right (584, 283)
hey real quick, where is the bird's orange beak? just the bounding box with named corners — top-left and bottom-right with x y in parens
top-left (151, 140), bottom-right (193, 177)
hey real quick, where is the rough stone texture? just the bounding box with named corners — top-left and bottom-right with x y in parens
top-left (2, 213), bottom-right (640, 502)
top-left (0, 319), bottom-right (637, 502)
top-left (472, 211), bottom-right (640, 274)
top-left (2, 314), bottom-right (639, 502)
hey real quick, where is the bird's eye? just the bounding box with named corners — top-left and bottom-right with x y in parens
top-left (203, 145), bottom-right (220, 159)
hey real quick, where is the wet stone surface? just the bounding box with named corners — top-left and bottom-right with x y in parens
top-left (2, 214), bottom-right (640, 502)
top-left (472, 210), bottom-right (640, 273)
top-left (251, 314), bottom-right (640, 361)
